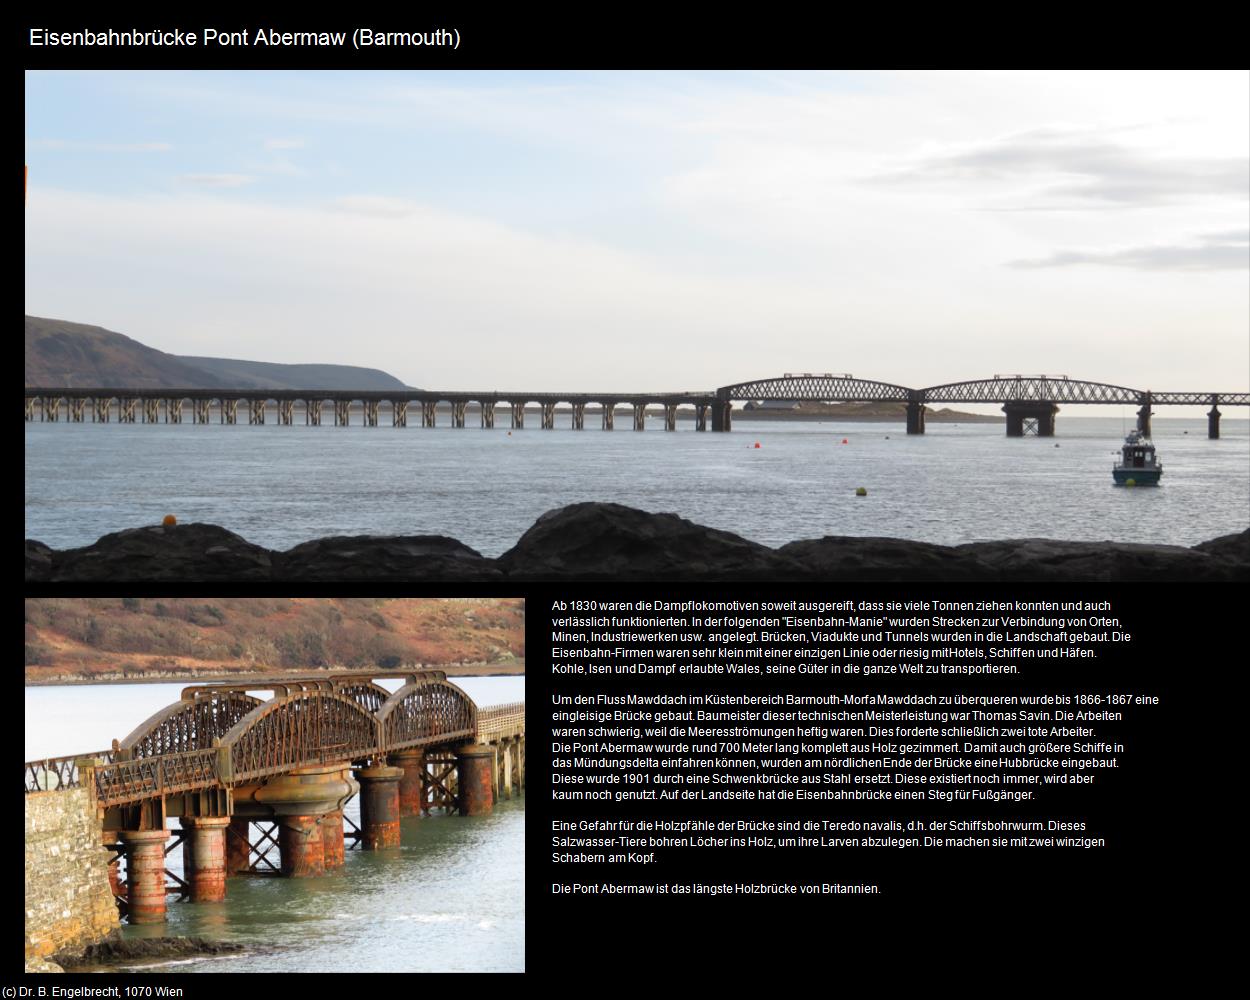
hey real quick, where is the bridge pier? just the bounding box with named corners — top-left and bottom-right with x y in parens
top-left (422, 401), bottom-right (438, 428)
top-left (451, 401), bottom-right (466, 428)
top-left (456, 745), bottom-right (495, 816)
top-left (665, 404), bottom-right (677, 431)
top-left (335, 400), bottom-right (351, 426)
top-left (572, 402), bottom-right (585, 430)
top-left (711, 400), bottom-right (732, 432)
top-left (225, 817), bottom-right (251, 875)
top-left (68, 398), bottom-right (85, 423)
top-left (601, 404), bottom-right (615, 431)
top-left (143, 398), bottom-right (159, 423)
top-left (542, 402), bottom-right (556, 429)
top-left (391, 400), bottom-right (406, 427)
top-left (180, 816), bottom-right (230, 902)
top-left (510, 402), bottom-right (525, 429)
top-left (363, 400), bottom-right (378, 427)
top-left (1002, 402), bottom-right (1058, 437)
top-left (481, 401), bottom-right (495, 429)
top-left (1208, 405), bottom-right (1221, 439)
top-left (321, 811), bottom-right (345, 868)
top-left (277, 815), bottom-right (326, 877)
top-left (279, 400), bottom-right (294, 426)
top-left (633, 404), bottom-right (646, 430)
top-left (248, 399), bottom-right (266, 425)
top-left (194, 399), bottom-right (211, 424)
top-left (120, 397), bottom-right (136, 422)
top-left (222, 399), bottom-right (237, 425)
top-left (234, 763), bottom-right (357, 877)
top-left (906, 399), bottom-right (926, 435)
top-left (695, 403), bottom-right (708, 432)
top-left (117, 829), bottom-right (171, 923)
top-left (93, 397), bottom-right (111, 423)
top-left (354, 765), bottom-right (403, 848)
top-left (25, 397), bottom-right (35, 421)
top-left (307, 399), bottom-right (323, 426)
top-left (390, 748), bottom-right (426, 817)
top-left (1137, 394), bottom-right (1153, 437)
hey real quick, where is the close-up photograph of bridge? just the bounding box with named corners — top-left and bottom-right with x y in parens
top-left (24, 596), bottom-right (525, 972)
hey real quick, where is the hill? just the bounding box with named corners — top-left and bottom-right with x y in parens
top-left (25, 315), bottom-right (412, 390)
top-left (24, 597), bottom-right (524, 684)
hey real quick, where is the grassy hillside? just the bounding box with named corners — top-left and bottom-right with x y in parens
top-left (25, 315), bottom-right (231, 389)
top-left (24, 597), bottom-right (524, 683)
top-left (26, 315), bottom-right (411, 391)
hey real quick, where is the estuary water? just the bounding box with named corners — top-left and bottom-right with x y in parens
top-left (24, 416), bottom-right (1249, 553)
top-left (24, 677), bottom-right (525, 973)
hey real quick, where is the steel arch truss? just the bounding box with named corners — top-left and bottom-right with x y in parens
top-left (922, 377), bottom-right (1143, 404)
top-left (378, 678), bottom-right (477, 752)
top-left (220, 692), bottom-right (381, 783)
top-left (718, 375), bottom-right (911, 402)
top-left (118, 692), bottom-right (263, 758)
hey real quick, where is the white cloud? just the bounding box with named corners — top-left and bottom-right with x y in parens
top-left (26, 139), bottom-right (172, 152)
top-left (179, 173), bottom-right (255, 188)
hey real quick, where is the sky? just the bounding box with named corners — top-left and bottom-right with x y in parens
top-left (23, 70), bottom-right (1250, 410)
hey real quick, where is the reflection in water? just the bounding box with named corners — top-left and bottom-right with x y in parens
top-left (131, 803), bottom-right (524, 973)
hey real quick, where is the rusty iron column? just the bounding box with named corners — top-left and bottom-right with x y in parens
top-left (233, 763), bottom-right (356, 877)
top-left (226, 816), bottom-right (251, 875)
top-left (321, 810), bottom-right (346, 868)
top-left (391, 748), bottom-right (426, 817)
top-left (278, 815), bottom-right (326, 877)
top-left (456, 745), bottom-right (495, 816)
top-left (181, 816), bottom-right (230, 902)
top-left (118, 829), bottom-right (171, 924)
top-left (1208, 401), bottom-right (1221, 439)
top-left (354, 765), bottom-right (404, 848)
top-left (906, 391), bottom-right (926, 435)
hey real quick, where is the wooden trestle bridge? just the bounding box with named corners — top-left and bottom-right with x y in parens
top-left (23, 374), bottom-right (1249, 437)
top-left (23, 670), bottom-right (524, 923)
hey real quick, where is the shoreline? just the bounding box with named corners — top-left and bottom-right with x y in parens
top-left (25, 502), bottom-right (1249, 584)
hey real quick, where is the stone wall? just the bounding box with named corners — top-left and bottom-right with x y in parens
top-left (24, 788), bottom-right (120, 961)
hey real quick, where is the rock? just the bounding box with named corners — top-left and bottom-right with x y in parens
top-left (958, 538), bottom-right (1234, 582)
top-left (25, 539), bottom-right (53, 581)
top-left (50, 524), bottom-right (273, 582)
top-left (778, 536), bottom-right (997, 581)
top-left (498, 502), bottom-right (808, 579)
top-left (55, 935), bottom-right (245, 969)
top-left (275, 535), bottom-right (501, 581)
top-left (1193, 528), bottom-right (1250, 577)
top-left (24, 956), bottom-right (64, 973)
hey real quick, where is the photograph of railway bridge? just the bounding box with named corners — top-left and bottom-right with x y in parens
top-left (24, 70), bottom-right (1249, 574)
top-left (24, 597), bottom-right (526, 973)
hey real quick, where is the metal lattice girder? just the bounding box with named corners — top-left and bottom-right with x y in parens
top-left (93, 748), bottom-right (221, 807)
top-left (118, 692), bottom-right (263, 758)
top-left (717, 375), bottom-right (911, 402)
top-left (221, 691), bottom-right (382, 783)
top-left (24, 749), bottom-right (115, 792)
top-left (333, 682), bottom-right (392, 714)
top-left (922, 376), bottom-right (1144, 404)
top-left (1151, 391), bottom-right (1249, 405)
top-left (377, 677), bottom-right (477, 752)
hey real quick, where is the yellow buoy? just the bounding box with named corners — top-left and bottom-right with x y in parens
top-left (1125, 478), bottom-right (1136, 488)
top-left (855, 487), bottom-right (868, 497)
top-left (162, 514), bottom-right (177, 526)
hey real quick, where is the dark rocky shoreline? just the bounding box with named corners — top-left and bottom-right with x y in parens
top-left (25, 503), bottom-right (1249, 582)
top-left (53, 934), bottom-right (246, 971)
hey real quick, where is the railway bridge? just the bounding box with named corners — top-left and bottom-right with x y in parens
top-left (24, 374), bottom-right (1249, 437)
top-left (23, 670), bottom-right (524, 924)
